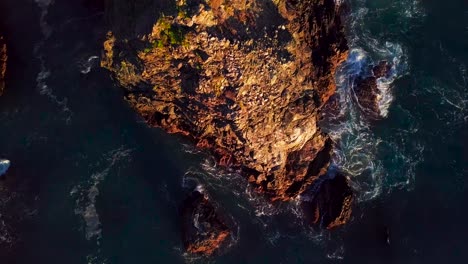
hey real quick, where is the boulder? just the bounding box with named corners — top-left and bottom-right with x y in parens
top-left (181, 188), bottom-right (230, 256)
top-left (354, 61), bottom-right (392, 119)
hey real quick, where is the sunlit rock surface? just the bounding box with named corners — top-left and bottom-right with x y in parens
top-left (101, 0), bottom-right (353, 239)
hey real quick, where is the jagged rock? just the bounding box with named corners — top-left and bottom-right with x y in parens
top-left (0, 34), bottom-right (6, 95)
top-left (301, 173), bottom-right (353, 229)
top-left (102, 0), bottom-right (353, 228)
top-left (354, 61), bottom-right (392, 119)
top-left (102, 0), bottom-right (348, 200)
top-left (181, 188), bottom-right (230, 256)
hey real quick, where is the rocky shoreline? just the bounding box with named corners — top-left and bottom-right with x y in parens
top-left (101, 0), bottom-right (354, 256)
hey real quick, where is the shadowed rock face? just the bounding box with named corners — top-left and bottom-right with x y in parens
top-left (301, 173), bottom-right (353, 229)
top-left (102, 0), bottom-right (353, 235)
top-left (0, 34), bottom-right (6, 95)
top-left (354, 61), bottom-right (392, 119)
top-left (181, 189), bottom-right (230, 256)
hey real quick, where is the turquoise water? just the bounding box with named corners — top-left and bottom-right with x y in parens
top-left (0, 0), bottom-right (467, 263)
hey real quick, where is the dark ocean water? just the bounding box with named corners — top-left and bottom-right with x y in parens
top-left (0, 0), bottom-right (467, 263)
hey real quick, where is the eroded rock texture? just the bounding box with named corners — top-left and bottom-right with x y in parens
top-left (102, 0), bottom-right (349, 200)
top-left (181, 189), bottom-right (231, 256)
top-left (354, 61), bottom-right (392, 119)
top-left (0, 34), bottom-right (6, 95)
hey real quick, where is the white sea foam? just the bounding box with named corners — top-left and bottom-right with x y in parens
top-left (34, 0), bottom-right (53, 38)
top-left (376, 42), bottom-right (407, 117)
top-left (322, 0), bottom-right (423, 201)
top-left (71, 147), bottom-right (132, 242)
top-left (0, 159), bottom-right (10, 176)
top-left (79, 56), bottom-right (100, 74)
top-left (326, 245), bottom-right (345, 260)
top-left (425, 46), bottom-right (468, 126)
top-left (399, 0), bottom-right (426, 19)
top-left (34, 0), bottom-right (73, 123)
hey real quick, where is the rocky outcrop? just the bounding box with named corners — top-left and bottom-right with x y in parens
top-left (0, 34), bottom-right (6, 95)
top-left (354, 61), bottom-right (392, 119)
top-left (102, 0), bottom-right (352, 228)
top-left (301, 173), bottom-right (353, 229)
top-left (181, 188), bottom-right (230, 256)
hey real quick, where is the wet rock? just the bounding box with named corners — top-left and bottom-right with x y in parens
top-left (181, 188), bottom-right (231, 256)
top-left (0, 34), bottom-right (6, 95)
top-left (354, 61), bottom-right (392, 119)
top-left (302, 173), bottom-right (353, 229)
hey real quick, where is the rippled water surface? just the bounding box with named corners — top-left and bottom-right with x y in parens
top-left (0, 0), bottom-right (467, 263)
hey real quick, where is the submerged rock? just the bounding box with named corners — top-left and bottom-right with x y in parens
top-left (301, 173), bottom-right (353, 229)
top-left (0, 34), bottom-right (6, 95)
top-left (354, 61), bottom-right (392, 119)
top-left (181, 188), bottom-right (231, 256)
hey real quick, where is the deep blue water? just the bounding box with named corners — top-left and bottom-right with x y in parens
top-left (0, 0), bottom-right (467, 263)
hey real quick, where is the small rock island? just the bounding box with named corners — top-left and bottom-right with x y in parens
top-left (101, 0), bottom-right (354, 256)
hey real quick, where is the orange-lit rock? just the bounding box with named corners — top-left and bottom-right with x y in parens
top-left (102, 0), bottom-right (353, 228)
top-left (181, 189), bottom-right (230, 256)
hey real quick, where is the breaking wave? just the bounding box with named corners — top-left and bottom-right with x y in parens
top-left (78, 55), bottom-right (99, 74)
top-left (0, 159), bottom-right (10, 176)
top-left (320, 0), bottom-right (427, 201)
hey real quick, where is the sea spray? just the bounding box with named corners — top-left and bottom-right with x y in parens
top-left (321, 0), bottom-right (427, 202)
top-left (0, 159), bottom-right (10, 177)
top-left (34, 0), bottom-right (73, 123)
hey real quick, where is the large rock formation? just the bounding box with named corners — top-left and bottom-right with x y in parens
top-left (0, 34), bottom-right (6, 95)
top-left (101, 0), bottom-right (353, 237)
